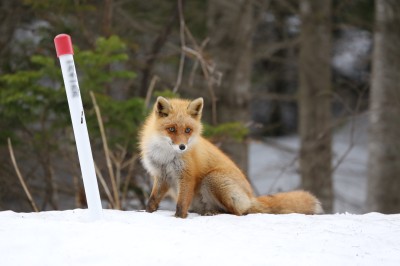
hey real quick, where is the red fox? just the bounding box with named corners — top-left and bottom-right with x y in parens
top-left (139, 97), bottom-right (323, 218)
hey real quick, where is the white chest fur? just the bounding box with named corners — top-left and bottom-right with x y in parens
top-left (142, 136), bottom-right (185, 187)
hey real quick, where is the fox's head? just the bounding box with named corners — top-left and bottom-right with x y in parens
top-left (151, 96), bottom-right (204, 153)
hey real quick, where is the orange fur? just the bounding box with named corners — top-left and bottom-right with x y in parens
top-left (139, 97), bottom-right (323, 218)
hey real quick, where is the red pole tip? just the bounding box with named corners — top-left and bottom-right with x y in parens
top-left (54, 34), bottom-right (74, 57)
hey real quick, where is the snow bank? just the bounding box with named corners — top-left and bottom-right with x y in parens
top-left (1, 209), bottom-right (399, 265)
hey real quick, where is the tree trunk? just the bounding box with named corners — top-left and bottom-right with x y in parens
top-left (367, 0), bottom-right (400, 214)
top-left (298, 0), bottom-right (333, 213)
top-left (207, 0), bottom-right (254, 174)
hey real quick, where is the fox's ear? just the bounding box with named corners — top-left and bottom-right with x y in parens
top-left (187, 97), bottom-right (204, 119)
top-left (155, 96), bottom-right (171, 117)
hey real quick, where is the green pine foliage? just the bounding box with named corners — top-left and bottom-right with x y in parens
top-left (203, 122), bottom-right (248, 142)
top-left (76, 35), bottom-right (136, 95)
top-left (89, 93), bottom-right (146, 149)
top-left (154, 89), bottom-right (180, 99)
top-left (0, 54), bottom-right (67, 144)
top-left (0, 35), bottom-right (144, 151)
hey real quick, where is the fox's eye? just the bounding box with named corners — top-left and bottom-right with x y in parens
top-left (168, 127), bottom-right (175, 132)
top-left (185, 128), bottom-right (191, 133)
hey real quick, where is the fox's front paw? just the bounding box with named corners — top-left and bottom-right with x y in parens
top-left (175, 205), bottom-right (188, 218)
top-left (146, 205), bottom-right (156, 213)
top-left (174, 212), bottom-right (188, 218)
top-left (146, 199), bottom-right (158, 213)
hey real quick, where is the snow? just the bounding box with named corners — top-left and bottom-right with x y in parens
top-left (0, 209), bottom-right (399, 265)
top-left (332, 28), bottom-right (371, 79)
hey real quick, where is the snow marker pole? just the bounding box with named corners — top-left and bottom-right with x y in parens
top-left (54, 34), bottom-right (102, 220)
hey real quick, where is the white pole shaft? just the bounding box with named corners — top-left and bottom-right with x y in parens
top-left (59, 54), bottom-right (102, 220)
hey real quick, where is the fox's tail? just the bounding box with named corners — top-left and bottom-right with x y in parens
top-left (249, 190), bottom-right (324, 215)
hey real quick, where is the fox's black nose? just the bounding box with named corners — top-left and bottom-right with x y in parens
top-left (179, 144), bottom-right (186, 151)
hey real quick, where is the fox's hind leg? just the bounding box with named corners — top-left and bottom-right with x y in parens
top-left (200, 173), bottom-right (254, 215)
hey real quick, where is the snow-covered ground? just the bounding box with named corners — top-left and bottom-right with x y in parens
top-left (1, 209), bottom-right (400, 266)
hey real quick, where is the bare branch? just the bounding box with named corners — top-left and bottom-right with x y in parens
top-left (90, 91), bottom-right (121, 209)
top-left (332, 85), bottom-right (369, 172)
top-left (121, 154), bottom-right (140, 207)
top-left (145, 75), bottom-right (159, 108)
top-left (94, 162), bottom-right (115, 208)
top-left (267, 155), bottom-right (299, 194)
top-left (72, 175), bottom-right (82, 208)
top-left (188, 37), bottom-right (210, 88)
top-left (172, 0), bottom-right (186, 93)
top-left (183, 46), bottom-right (219, 124)
top-left (7, 138), bottom-right (39, 212)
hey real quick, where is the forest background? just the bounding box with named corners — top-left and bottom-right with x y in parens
top-left (0, 0), bottom-right (399, 215)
